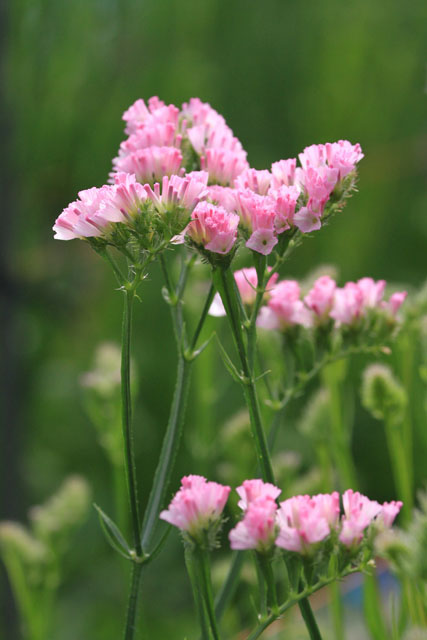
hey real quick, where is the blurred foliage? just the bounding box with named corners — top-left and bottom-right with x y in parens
top-left (1, 0), bottom-right (426, 638)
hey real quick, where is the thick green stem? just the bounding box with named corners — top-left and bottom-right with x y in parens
top-left (141, 355), bottom-right (192, 550)
top-left (330, 581), bottom-right (345, 640)
top-left (121, 288), bottom-right (142, 556)
top-left (123, 562), bottom-right (143, 640)
top-left (198, 549), bottom-right (221, 640)
top-left (298, 594), bottom-right (323, 640)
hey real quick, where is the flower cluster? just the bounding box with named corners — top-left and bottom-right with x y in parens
top-left (256, 275), bottom-right (407, 331)
top-left (160, 476), bottom-right (402, 555)
top-left (53, 96), bottom-right (363, 259)
top-left (229, 481), bottom-right (402, 555)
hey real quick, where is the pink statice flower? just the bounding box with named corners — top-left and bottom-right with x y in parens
top-left (53, 175), bottom-right (147, 241)
top-left (201, 148), bottom-right (249, 186)
top-left (122, 97), bottom-right (179, 135)
top-left (293, 199), bottom-right (324, 233)
top-left (143, 174), bottom-right (209, 214)
top-left (188, 124), bottom-right (244, 156)
top-left (357, 277), bottom-right (386, 308)
top-left (207, 185), bottom-right (238, 211)
top-left (298, 144), bottom-right (327, 170)
top-left (235, 190), bottom-right (278, 255)
top-left (381, 291), bottom-right (407, 317)
top-left (209, 267), bottom-right (278, 317)
top-left (118, 122), bottom-right (181, 155)
top-left (378, 501), bottom-right (403, 527)
top-left (339, 489), bottom-right (382, 547)
top-left (159, 475), bottom-right (230, 544)
top-left (229, 497), bottom-right (278, 552)
top-left (311, 492), bottom-right (340, 528)
top-left (329, 282), bottom-right (365, 326)
top-left (185, 202), bottom-right (240, 254)
top-left (325, 140), bottom-right (364, 179)
top-left (236, 479), bottom-right (281, 511)
top-left (304, 276), bottom-right (337, 321)
top-left (296, 165), bottom-right (339, 203)
top-left (268, 185), bottom-right (300, 232)
top-left (235, 169), bottom-right (272, 195)
top-left (112, 146), bottom-right (183, 184)
top-left (270, 158), bottom-right (297, 188)
top-left (276, 494), bottom-right (331, 553)
top-left (257, 280), bottom-right (313, 330)
top-left (181, 97), bottom-right (227, 133)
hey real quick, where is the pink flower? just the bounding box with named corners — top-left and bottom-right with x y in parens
top-left (382, 291), bottom-right (407, 316)
top-left (357, 277), bottom-right (386, 308)
top-left (276, 495), bottom-right (331, 553)
top-left (297, 165), bottom-right (339, 202)
top-left (229, 497), bottom-right (278, 552)
top-left (188, 124), bottom-right (244, 156)
top-left (339, 489), bottom-right (382, 547)
top-left (270, 159), bottom-right (297, 188)
top-left (159, 475), bottom-right (230, 540)
top-left (325, 140), bottom-right (364, 179)
top-left (123, 97), bottom-right (179, 135)
top-left (209, 268), bottom-right (278, 317)
top-left (329, 282), bottom-right (364, 326)
top-left (293, 203), bottom-right (323, 233)
top-left (304, 276), bottom-right (337, 319)
top-left (311, 492), bottom-right (340, 528)
top-left (200, 148), bottom-right (249, 186)
top-left (235, 190), bottom-right (278, 255)
top-left (268, 185), bottom-right (300, 232)
top-left (236, 479), bottom-right (281, 511)
top-left (118, 122), bottom-right (181, 155)
top-left (207, 185), bottom-right (238, 211)
top-left (379, 501), bottom-right (403, 527)
top-left (298, 144), bottom-right (327, 170)
top-left (235, 169), bottom-right (272, 195)
top-left (144, 174), bottom-right (209, 214)
top-left (185, 202), bottom-right (240, 254)
top-left (258, 280), bottom-right (313, 330)
top-left (112, 146), bottom-right (183, 184)
top-left (181, 97), bottom-right (226, 132)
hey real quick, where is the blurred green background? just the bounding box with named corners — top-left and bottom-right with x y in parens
top-left (1, 0), bottom-right (426, 637)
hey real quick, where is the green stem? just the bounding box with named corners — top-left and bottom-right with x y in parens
top-left (185, 547), bottom-right (213, 640)
top-left (123, 563), bottom-right (143, 640)
top-left (384, 414), bottom-right (412, 524)
top-left (190, 284), bottom-right (215, 353)
top-left (212, 265), bottom-right (275, 484)
top-left (247, 253), bottom-right (267, 371)
top-left (214, 552), bottom-right (245, 620)
top-left (299, 594), bottom-right (323, 640)
top-left (198, 549), bottom-right (221, 640)
top-left (140, 355), bottom-right (192, 550)
top-left (363, 573), bottom-right (388, 640)
top-left (121, 288), bottom-right (142, 556)
top-left (323, 362), bottom-right (357, 489)
top-left (330, 581), bottom-right (345, 640)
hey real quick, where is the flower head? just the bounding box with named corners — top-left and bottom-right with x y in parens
top-left (229, 497), bottom-right (278, 552)
top-left (276, 494), bottom-right (332, 553)
top-left (185, 202), bottom-right (240, 255)
top-left (304, 276), bottom-right (337, 320)
top-left (236, 479), bottom-right (281, 511)
top-left (159, 475), bottom-right (230, 546)
top-left (112, 146), bottom-right (183, 184)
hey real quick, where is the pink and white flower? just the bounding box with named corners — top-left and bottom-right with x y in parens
top-left (209, 268), bottom-right (278, 317)
top-left (304, 276), bottom-right (337, 320)
top-left (112, 146), bottom-right (183, 184)
top-left (257, 280), bottom-right (313, 330)
top-left (229, 497), bottom-right (278, 552)
top-left (201, 148), bottom-right (249, 186)
top-left (329, 282), bottom-right (365, 326)
top-left (339, 489), bottom-right (382, 547)
top-left (325, 140), bottom-right (364, 179)
top-left (276, 494), bottom-right (332, 553)
top-left (185, 202), bottom-right (240, 254)
top-left (270, 159), bottom-right (297, 188)
top-left (159, 475), bottom-right (230, 539)
top-left (144, 173), bottom-right (209, 214)
top-left (235, 169), bottom-right (272, 195)
top-left (236, 479), bottom-right (281, 511)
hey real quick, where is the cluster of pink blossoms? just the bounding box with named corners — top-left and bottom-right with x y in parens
top-left (256, 274), bottom-right (407, 330)
top-left (53, 96), bottom-right (363, 253)
top-left (160, 476), bottom-right (402, 554)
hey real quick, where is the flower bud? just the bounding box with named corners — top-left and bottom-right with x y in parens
top-left (361, 363), bottom-right (407, 421)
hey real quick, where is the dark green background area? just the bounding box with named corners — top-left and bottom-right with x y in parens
top-left (1, 0), bottom-right (426, 637)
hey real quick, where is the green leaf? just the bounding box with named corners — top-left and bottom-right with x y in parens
top-left (94, 504), bottom-right (132, 560)
top-left (216, 336), bottom-right (242, 383)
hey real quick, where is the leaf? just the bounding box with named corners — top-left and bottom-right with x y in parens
top-left (215, 336), bottom-right (242, 383)
top-left (94, 504), bottom-right (132, 560)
